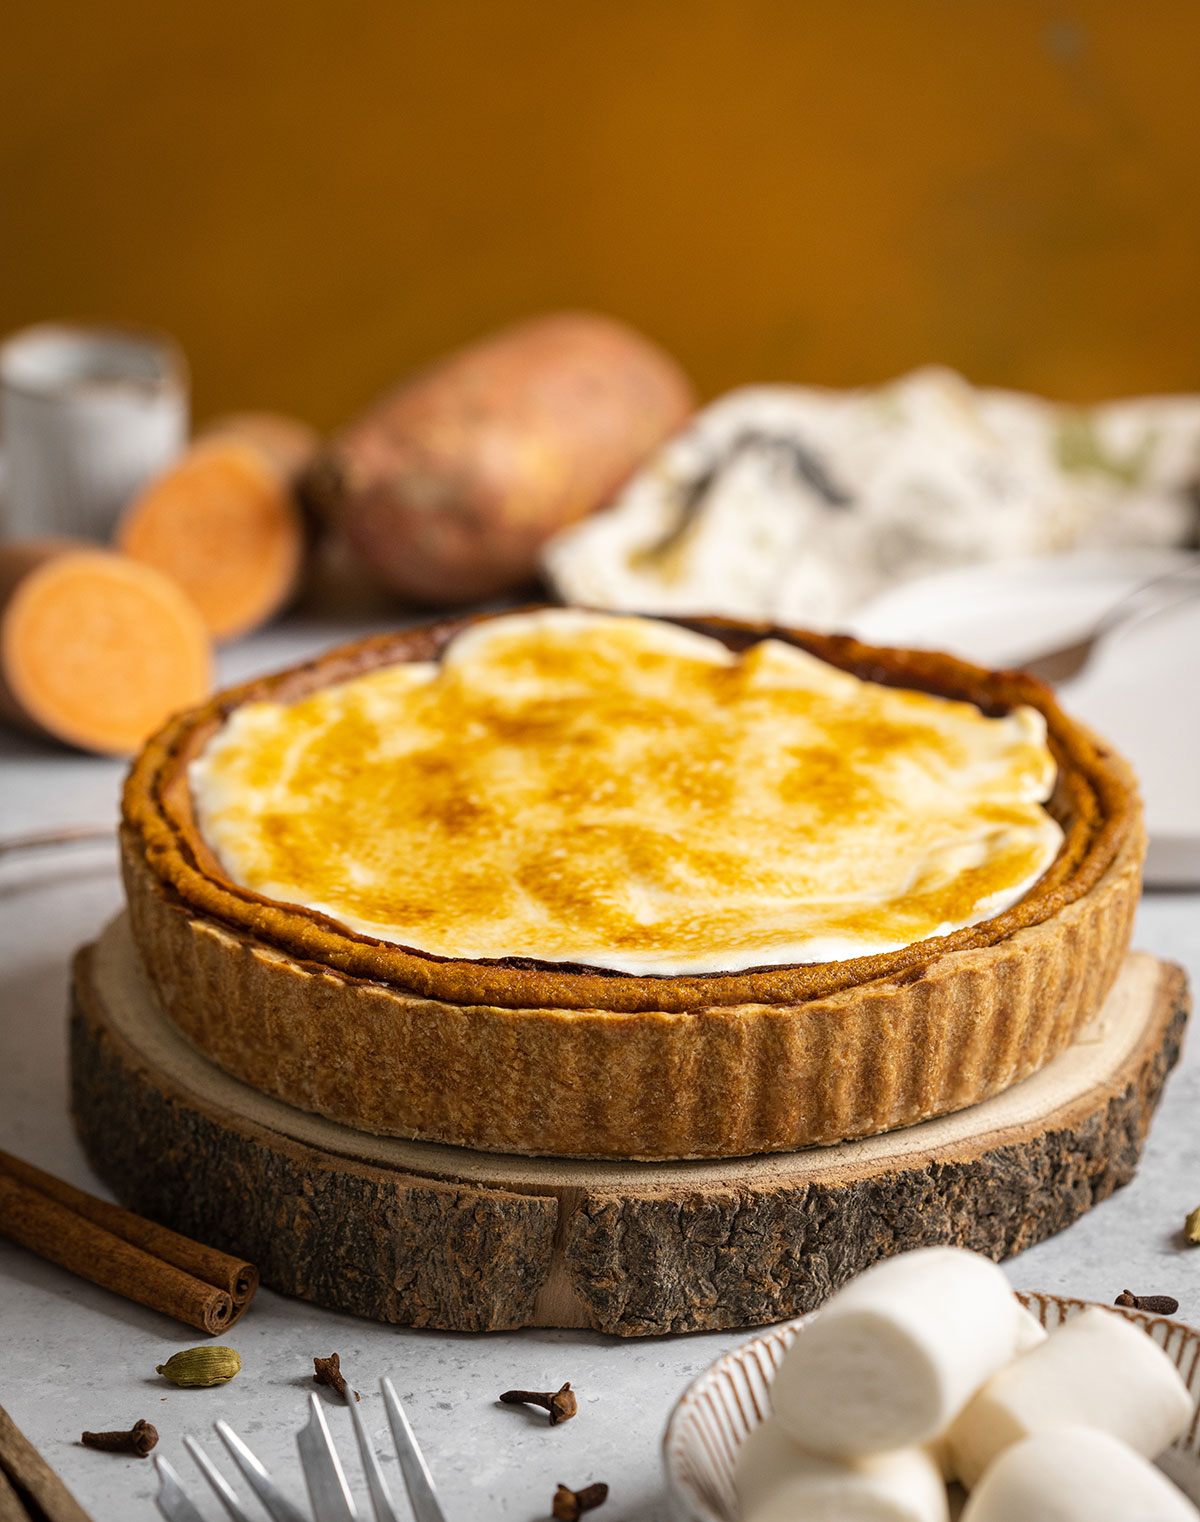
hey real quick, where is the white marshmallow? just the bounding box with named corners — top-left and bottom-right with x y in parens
top-left (770, 1248), bottom-right (1023, 1457)
top-left (734, 1417), bottom-right (949, 1522)
top-left (959, 1425), bottom-right (1199, 1522)
top-left (947, 1306), bottom-right (1195, 1489)
top-left (932, 1307), bottom-right (1051, 1482)
top-left (1014, 1304), bottom-right (1049, 1355)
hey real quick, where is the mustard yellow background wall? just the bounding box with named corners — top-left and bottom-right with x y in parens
top-left (2, 2), bottom-right (1198, 428)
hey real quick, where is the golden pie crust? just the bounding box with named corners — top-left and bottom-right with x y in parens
top-left (121, 610), bottom-right (1144, 1159)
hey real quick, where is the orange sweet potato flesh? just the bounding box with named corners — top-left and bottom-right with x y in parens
top-left (118, 424), bottom-right (312, 642)
top-left (0, 541), bottom-right (212, 755)
top-left (303, 311), bottom-right (695, 605)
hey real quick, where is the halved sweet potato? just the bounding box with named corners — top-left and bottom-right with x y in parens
top-left (0, 540), bottom-right (211, 755)
top-left (117, 414), bottom-right (316, 642)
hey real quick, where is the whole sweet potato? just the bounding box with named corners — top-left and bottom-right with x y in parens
top-left (303, 312), bottom-right (694, 604)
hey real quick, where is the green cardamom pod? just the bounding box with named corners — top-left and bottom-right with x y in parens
top-left (155, 1346), bottom-right (242, 1387)
top-left (1186, 1205), bottom-right (1200, 1245)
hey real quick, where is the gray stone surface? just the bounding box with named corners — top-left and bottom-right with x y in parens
top-left (1, 619), bottom-right (1197, 1521)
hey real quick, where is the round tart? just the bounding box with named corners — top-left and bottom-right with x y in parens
top-left (121, 609), bottom-right (1143, 1159)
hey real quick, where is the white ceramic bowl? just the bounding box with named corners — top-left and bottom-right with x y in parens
top-left (663, 1292), bottom-right (1200, 1521)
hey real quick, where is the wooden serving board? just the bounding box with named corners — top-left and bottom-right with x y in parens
top-left (70, 915), bottom-right (1189, 1337)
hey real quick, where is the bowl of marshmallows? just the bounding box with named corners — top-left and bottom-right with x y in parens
top-left (663, 1246), bottom-right (1199, 1522)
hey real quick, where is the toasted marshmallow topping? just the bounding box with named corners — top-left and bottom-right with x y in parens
top-left (190, 611), bottom-right (1062, 975)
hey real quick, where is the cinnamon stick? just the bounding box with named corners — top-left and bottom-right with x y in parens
top-left (0, 1171), bottom-right (235, 1334)
top-left (0, 1466), bottom-right (29, 1522)
top-left (0, 1149), bottom-right (257, 1307)
top-left (0, 1404), bottom-right (94, 1522)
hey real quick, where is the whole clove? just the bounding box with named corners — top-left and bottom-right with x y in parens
top-left (313, 1352), bottom-right (360, 1402)
top-left (552, 1481), bottom-right (608, 1521)
top-left (499, 1381), bottom-right (578, 1425)
top-left (81, 1420), bottom-right (158, 1457)
top-left (1114, 1291), bottom-right (1180, 1315)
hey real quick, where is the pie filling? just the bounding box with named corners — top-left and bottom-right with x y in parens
top-left (189, 610), bottom-right (1063, 976)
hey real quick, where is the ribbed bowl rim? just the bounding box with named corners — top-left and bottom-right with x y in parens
top-left (662, 1291), bottom-right (1200, 1521)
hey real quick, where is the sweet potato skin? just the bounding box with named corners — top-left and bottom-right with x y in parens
top-left (304, 312), bottom-right (694, 604)
top-left (199, 411), bottom-right (320, 487)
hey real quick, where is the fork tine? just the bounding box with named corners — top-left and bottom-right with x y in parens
top-left (381, 1378), bottom-right (449, 1522)
top-left (297, 1394), bottom-right (359, 1522)
top-left (348, 1394), bottom-right (402, 1522)
top-left (215, 1420), bottom-right (310, 1522)
top-left (154, 1455), bottom-right (208, 1522)
top-left (184, 1435), bottom-right (257, 1522)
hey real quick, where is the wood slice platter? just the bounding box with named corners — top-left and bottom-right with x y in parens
top-left (70, 914), bottom-right (1189, 1337)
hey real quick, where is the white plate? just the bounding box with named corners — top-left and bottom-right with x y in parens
top-left (847, 550), bottom-right (1200, 886)
top-left (662, 1292), bottom-right (1200, 1521)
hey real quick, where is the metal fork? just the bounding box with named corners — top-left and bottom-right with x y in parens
top-left (155, 1377), bottom-right (448, 1522)
top-left (1021, 558), bottom-right (1200, 685)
